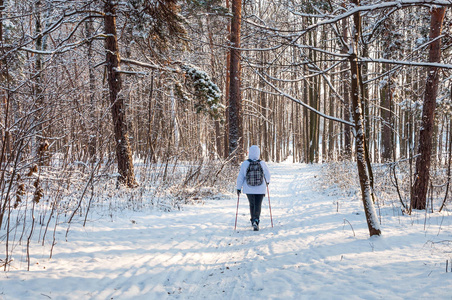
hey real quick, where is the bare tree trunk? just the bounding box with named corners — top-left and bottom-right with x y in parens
top-left (360, 43), bottom-right (370, 159)
top-left (328, 84), bottom-right (335, 161)
top-left (308, 32), bottom-right (318, 163)
top-left (228, 0), bottom-right (243, 163)
top-left (350, 0), bottom-right (381, 236)
top-left (104, 0), bottom-right (137, 187)
top-left (86, 15), bottom-right (97, 162)
top-left (33, 1), bottom-right (48, 165)
top-left (303, 64), bottom-right (309, 162)
top-left (0, 0), bottom-right (2, 43)
top-left (342, 17), bottom-right (352, 160)
top-left (207, 15), bottom-right (222, 159)
top-left (148, 74), bottom-right (157, 163)
top-left (380, 62), bottom-right (393, 162)
top-left (411, 6), bottom-right (446, 210)
top-left (0, 0), bottom-right (7, 155)
top-left (0, 0), bottom-right (9, 230)
top-left (259, 50), bottom-right (269, 161)
top-left (222, 0), bottom-right (231, 159)
top-left (380, 15), bottom-right (397, 163)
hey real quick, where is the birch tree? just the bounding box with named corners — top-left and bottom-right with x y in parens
top-left (349, 0), bottom-right (381, 236)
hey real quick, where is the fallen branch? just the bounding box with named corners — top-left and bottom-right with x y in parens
top-left (343, 219), bottom-right (356, 237)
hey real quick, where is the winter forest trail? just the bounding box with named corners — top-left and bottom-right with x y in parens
top-left (2, 162), bottom-right (452, 299)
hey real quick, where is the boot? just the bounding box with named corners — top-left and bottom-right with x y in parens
top-left (252, 219), bottom-right (259, 231)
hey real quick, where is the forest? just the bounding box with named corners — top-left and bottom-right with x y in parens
top-left (0, 0), bottom-right (452, 270)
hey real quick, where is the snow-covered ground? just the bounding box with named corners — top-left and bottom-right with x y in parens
top-left (2, 162), bottom-right (452, 299)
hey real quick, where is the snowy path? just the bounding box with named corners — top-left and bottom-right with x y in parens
top-left (2, 162), bottom-right (452, 299)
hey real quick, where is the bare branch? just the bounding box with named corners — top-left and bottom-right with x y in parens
top-left (255, 70), bottom-right (355, 127)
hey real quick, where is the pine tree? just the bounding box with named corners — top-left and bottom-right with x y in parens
top-left (104, 0), bottom-right (137, 187)
top-left (228, 0), bottom-right (243, 163)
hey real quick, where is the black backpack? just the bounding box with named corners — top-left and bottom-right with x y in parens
top-left (246, 159), bottom-right (264, 186)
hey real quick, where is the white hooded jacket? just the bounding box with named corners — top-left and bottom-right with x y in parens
top-left (236, 145), bottom-right (271, 195)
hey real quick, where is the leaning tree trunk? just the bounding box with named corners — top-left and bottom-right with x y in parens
top-left (411, 6), bottom-right (446, 210)
top-left (228, 0), bottom-right (243, 163)
top-left (104, 0), bottom-right (137, 187)
top-left (350, 0), bottom-right (381, 237)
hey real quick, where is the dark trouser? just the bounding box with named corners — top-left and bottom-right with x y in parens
top-left (246, 194), bottom-right (265, 224)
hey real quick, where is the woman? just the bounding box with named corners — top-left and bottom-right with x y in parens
top-left (236, 145), bottom-right (271, 231)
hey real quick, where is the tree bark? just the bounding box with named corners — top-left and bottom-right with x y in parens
top-left (259, 50), bottom-right (269, 161)
top-left (34, 1), bottom-right (47, 165)
top-left (207, 15), bottom-right (223, 159)
top-left (411, 6), bottom-right (446, 210)
top-left (308, 32), bottom-right (318, 163)
top-left (104, 0), bottom-right (137, 187)
top-left (341, 16), bottom-right (352, 160)
top-left (350, 0), bottom-right (381, 236)
top-left (0, 0), bottom-right (3, 46)
top-left (328, 74), bottom-right (335, 161)
top-left (228, 0), bottom-right (243, 163)
top-left (380, 62), bottom-right (393, 162)
top-left (380, 15), bottom-right (397, 163)
top-left (85, 14), bottom-right (97, 162)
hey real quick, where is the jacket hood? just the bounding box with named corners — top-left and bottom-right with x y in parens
top-left (248, 145), bottom-right (260, 160)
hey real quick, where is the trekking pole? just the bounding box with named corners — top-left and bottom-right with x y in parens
top-left (267, 184), bottom-right (273, 227)
top-left (234, 193), bottom-right (240, 231)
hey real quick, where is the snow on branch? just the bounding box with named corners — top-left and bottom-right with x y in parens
top-left (317, 0), bottom-right (452, 26)
top-left (113, 68), bottom-right (148, 76)
top-left (21, 34), bottom-right (105, 55)
top-left (255, 70), bottom-right (355, 127)
top-left (259, 0), bottom-right (452, 37)
top-left (360, 57), bottom-right (452, 69)
top-left (120, 58), bottom-right (179, 73)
